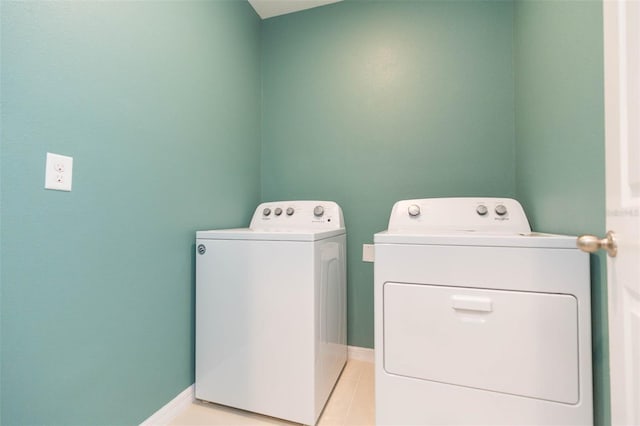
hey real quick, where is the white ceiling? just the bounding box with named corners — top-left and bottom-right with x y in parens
top-left (248, 0), bottom-right (343, 19)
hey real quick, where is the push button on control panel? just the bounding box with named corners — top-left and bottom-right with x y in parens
top-left (286, 207), bottom-right (295, 216)
top-left (274, 208), bottom-right (283, 216)
top-left (263, 208), bottom-right (272, 216)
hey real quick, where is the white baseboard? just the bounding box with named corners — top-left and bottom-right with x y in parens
top-left (140, 384), bottom-right (195, 426)
top-left (347, 345), bottom-right (374, 363)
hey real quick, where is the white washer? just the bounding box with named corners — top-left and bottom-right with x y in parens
top-left (374, 198), bottom-right (593, 425)
top-left (195, 200), bottom-right (347, 426)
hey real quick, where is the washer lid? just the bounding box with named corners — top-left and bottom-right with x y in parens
top-left (197, 228), bottom-right (345, 242)
top-left (374, 231), bottom-right (579, 249)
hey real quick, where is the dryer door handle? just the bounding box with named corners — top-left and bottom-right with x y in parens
top-left (451, 295), bottom-right (493, 313)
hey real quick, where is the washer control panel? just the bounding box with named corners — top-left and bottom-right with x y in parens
top-left (388, 198), bottom-right (531, 233)
top-left (250, 200), bottom-right (344, 230)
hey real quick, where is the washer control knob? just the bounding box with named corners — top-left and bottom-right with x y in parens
top-left (286, 207), bottom-right (295, 216)
top-left (314, 205), bottom-right (325, 217)
top-left (274, 207), bottom-right (282, 216)
top-left (408, 204), bottom-right (421, 217)
top-left (263, 208), bottom-right (271, 216)
top-left (476, 205), bottom-right (488, 216)
top-left (495, 204), bottom-right (508, 216)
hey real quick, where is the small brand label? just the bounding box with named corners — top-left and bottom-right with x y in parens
top-left (607, 208), bottom-right (640, 217)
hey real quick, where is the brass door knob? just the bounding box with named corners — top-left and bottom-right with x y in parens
top-left (577, 231), bottom-right (617, 257)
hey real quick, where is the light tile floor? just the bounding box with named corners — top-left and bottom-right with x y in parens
top-left (169, 360), bottom-right (374, 426)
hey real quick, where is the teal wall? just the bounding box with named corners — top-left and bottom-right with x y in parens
top-left (513, 1), bottom-right (609, 424)
top-left (0, 1), bottom-right (261, 424)
top-left (1, 0), bottom-right (611, 424)
top-left (261, 0), bottom-right (516, 348)
top-left (262, 0), bottom-right (609, 422)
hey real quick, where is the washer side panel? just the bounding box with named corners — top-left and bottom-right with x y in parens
top-left (195, 239), bottom-right (314, 424)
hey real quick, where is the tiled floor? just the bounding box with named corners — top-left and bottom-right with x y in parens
top-left (168, 360), bottom-right (374, 426)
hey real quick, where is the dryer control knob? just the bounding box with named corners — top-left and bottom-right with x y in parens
top-left (476, 205), bottom-right (488, 216)
top-left (286, 207), bottom-right (295, 216)
top-left (408, 204), bottom-right (421, 217)
top-left (263, 208), bottom-right (272, 216)
top-left (314, 206), bottom-right (325, 217)
top-left (495, 204), bottom-right (508, 216)
top-left (274, 208), bottom-right (282, 216)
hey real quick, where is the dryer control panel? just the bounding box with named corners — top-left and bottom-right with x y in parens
top-left (250, 200), bottom-right (344, 231)
top-left (387, 198), bottom-right (531, 234)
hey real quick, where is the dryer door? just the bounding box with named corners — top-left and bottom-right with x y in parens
top-left (383, 282), bottom-right (579, 404)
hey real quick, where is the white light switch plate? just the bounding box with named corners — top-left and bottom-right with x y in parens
top-left (362, 244), bottom-right (375, 262)
top-left (45, 152), bottom-right (73, 191)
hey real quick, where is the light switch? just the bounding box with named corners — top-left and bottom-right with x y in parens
top-left (45, 152), bottom-right (73, 191)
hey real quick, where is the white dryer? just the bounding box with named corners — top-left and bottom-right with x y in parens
top-left (374, 198), bottom-right (592, 425)
top-left (195, 201), bottom-right (347, 426)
